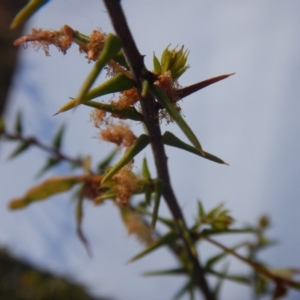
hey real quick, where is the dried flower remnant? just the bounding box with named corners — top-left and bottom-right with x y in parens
top-left (155, 71), bottom-right (180, 103)
top-left (100, 123), bottom-right (137, 147)
top-left (90, 108), bottom-right (107, 128)
top-left (83, 176), bottom-right (103, 200)
top-left (113, 162), bottom-right (138, 206)
top-left (86, 29), bottom-right (106, 61)
top-left (16, 25), bottom-right (124, 77)
top-left (14, 26), bottom-right (108, 64)
top-left (90, 109), bottom-right (137, 147)
top-left (120, 208), bottom-right (154, 246)
top-left (14, 25), bottom-right (75, 56)
top-left (105, 59), bottom-right (130, 78)
top-left (111, 88), bottom-right (139, 110)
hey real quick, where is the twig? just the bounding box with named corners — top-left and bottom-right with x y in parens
top-left (2, 131), bottom-right (83, 166)
top-left (103, 1), bottom-right (215, 299)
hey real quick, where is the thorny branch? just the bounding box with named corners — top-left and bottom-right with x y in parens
top-left (103, 1), bottom-right (215, 299)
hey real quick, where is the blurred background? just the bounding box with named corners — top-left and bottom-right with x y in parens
top-left (1, 1), bottom-right (300, 299)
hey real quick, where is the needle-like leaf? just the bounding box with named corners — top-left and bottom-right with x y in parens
top-left (178, 73), bottom-right (235, 100)
top-left (9, 176), bottom-right (81, 209)
top-left (150, 85), bottom-right (204, 156)
top-left (75, 34), bottom-right (123, 106)
top-left (101, 134), bottom-right (151, 184)
top-left (55, 73), bottom-right (134, 114)
top-left (162, 131), bottom-right (228, 165)
top-left (8, 142), bottom-right (31, 159)
top-left (128, 231), bottom-right (177, 263)
top-left (151, 179), bottom-right (163, 231)
top-left (52, 123), bottom-right (65, 150)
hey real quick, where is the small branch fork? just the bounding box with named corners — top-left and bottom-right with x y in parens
top-left (2, 131), bottom-right (82, 166)
top-left (103, 1), bottom-right (215, 299)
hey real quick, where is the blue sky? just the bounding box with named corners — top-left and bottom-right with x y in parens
top-left (1, 1), bottom-right (300, 299)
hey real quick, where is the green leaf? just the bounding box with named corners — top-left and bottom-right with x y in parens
top-left (198, 201), bottom-right (205, 219)
top-left (173, 280), bottom-right (193, 300)
top-left (0, 117), bottom-right (6, 134)
top-left (52, 123), bottom-right (65, 150)
top-left (254, 274), bottom-right (270, 296)
top-left (151, 179), bottom-right (163, 231)
top-left (143, 268), bottom-right (186, 277)
top-left (153, 52), bottom-right (161, 75)
top-left (35, 157), bottom-right (60, 178)
top-left (173, 66), bottom-right (189, 79)
top-left (206, 203), bottom-right (224, 219)
top-left (128, 231), bottom-right (177, 263)
top-left (160, 46), bottom-right (172, 73)
top-left (197, 228), bottom-right (255, 240)
top-left (94, 191), bottom-right (117, 204)
top-left (150, 86), bottom-right (204, 156)
top-left (144, 188), bottom-right (152, 206)
top-left (142, 157), bottom-right (151, 179)
top-left (159, 45), bottom-right (190, 79)
top-left (141, 158), bottom-right (153, 205)
top-left (213, 262), bottom-right (229, 298)
top-left (162, 131), bottom-right (228, 165)
top-left (136, 206), bottom-right (175, 229)
top-left (112, 50), bottom-right (129, 69)
top-left (75, 34), bottom-right (123, 105)
top-left (207, 268), bottom-right (251, 285)
top-left (8, 142), bottom-right (30, 159)
top-left (14, 111), bottom-right (23, 134)
top-left (97, 148), bottom-right (119, 172)
top-left (141, 80), bottom-right (149, 97)
top-left (101, 134), bottom-right (151, 184)
top-left (75, 188), bottom-right (92, 257)
top-left (178, 219), bottom-right (198, 258)
top-left (10, 0), bottom-right (49, 29)
top-left (9, 176), bottom-right (80, 209)
top-left (72, 31), bottom-right (90, 46)
top-left (189, 283), bottom-right (195, 300)
top-left (84, 101), bottom-right (142, 121)
top-left (86, 73), bottom-right (134, 100)
top-left (171, 48), bottom-right (189, 79)
top-left (55, 73), bottom-right (135, 114)
top-left (75, 188), bottom-right (84, 231)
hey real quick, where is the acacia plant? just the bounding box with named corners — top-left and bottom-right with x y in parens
top-left (2, 1), bottom-right (300, 299)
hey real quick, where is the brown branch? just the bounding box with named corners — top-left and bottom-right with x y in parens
top-left (103, 1), bottom-right (215, 299)
top-left (2, 131), bottom-right (83, 166)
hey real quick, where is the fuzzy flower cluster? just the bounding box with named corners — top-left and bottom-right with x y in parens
top-left (14, 26), bottom-right (189, 125)
top-left (14, 26), bottom-right (191, 207)
top-left (90, 105), bottom-right (138, 207)
top-left (13, 25), bottom-right (105, 58)
top-left (112, 162), bottom-right (138, 206)
top-left (110, 88), bottom-right (139, 110)
top-left (154, 71), bottom-right (182, 123)
top-left (152, 45), bottom-right (190, 123)
top-left (90, 108), bottom-right (136, 147)
top-left (120, 208), bottom-right (154, 246)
